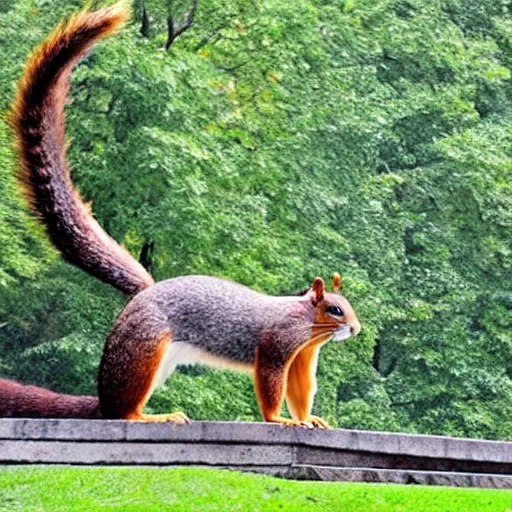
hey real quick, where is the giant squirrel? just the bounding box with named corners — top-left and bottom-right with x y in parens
top-left (1, 4), bottom-right (361, 428)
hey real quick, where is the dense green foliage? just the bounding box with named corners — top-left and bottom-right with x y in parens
top-left (2, 466), bottom-right (512, 512)
top-left (0, 0), bottom-right (510, 438)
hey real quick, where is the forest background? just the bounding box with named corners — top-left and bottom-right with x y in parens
top-left (0, 0), bottom-right (511, 439)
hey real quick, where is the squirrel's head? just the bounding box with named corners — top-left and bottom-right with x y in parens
top-left (306, 273), bottom-right (361, 342)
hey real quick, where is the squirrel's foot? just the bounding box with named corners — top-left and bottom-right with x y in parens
top-left (128, 412), bottom-right (190, 424)
top-left (305, 415), bottom-right (331, 429)
top-left (266, 416), bottom-right (314, 428)
top-left (267, 415), bottom-right (331, 429)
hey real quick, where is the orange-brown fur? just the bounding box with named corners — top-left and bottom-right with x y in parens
top-left (10, 4), bottom-right (153, 297)
top-left (105, 332), bottom-right (171, 420)
top-left (286, 346), bottom-right (321, 420)
top-left (255, 330), bottom-right (337, 427)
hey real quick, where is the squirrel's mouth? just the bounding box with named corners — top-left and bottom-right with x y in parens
top-left (331, 324), bottom-right (353, 341)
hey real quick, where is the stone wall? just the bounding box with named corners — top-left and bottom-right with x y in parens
top-left (1, 419), bottom-right (512, 488)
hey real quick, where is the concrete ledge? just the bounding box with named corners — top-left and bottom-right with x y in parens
top-left (1, 419), bottom-right (512, 488)
top-left (277, 466), bottom-right (512, 489)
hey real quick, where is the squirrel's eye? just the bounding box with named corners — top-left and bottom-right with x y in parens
top-left (326, 305), bottom-right (343, 317)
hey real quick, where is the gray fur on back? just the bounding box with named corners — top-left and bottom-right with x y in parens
top-left (137, 275), bottom-right (313, 363)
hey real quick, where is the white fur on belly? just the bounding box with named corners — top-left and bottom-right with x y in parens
top-left (152, 341), bottom-right (253, 391)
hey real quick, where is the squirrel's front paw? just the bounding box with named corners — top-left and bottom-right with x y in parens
top-left (267, 415), bottom-right (331, 429)
top-left (164, 411), bottom-right (190, 424)
top-left (305, 415), bottom-right (331, 429)
top-left (266, 416), bottom-right (308, 427)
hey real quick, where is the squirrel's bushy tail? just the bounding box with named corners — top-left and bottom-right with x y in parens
top-left (10, 4), bottom-right (154, 296)
top-left (0, 378), bottom-right (100, 419)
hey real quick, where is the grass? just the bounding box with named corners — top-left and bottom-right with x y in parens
top-left (0, 466), bottom-right (511, 512)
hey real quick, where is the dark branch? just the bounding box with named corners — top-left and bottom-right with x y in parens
top-left (133, 0), bottom-right (150, 38)
top-left (165, 0), bottom-right (197, 51)
top-left (141, 3), bottom-right (150, 38)
top-left (139, 240), bottom-right (156, 271)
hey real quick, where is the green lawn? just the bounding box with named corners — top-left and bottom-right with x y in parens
top-left (0, 466), bottom-right (511, 512)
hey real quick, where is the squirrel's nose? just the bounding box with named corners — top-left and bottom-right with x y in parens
top-left (350, 321), bottom-right (361, 336)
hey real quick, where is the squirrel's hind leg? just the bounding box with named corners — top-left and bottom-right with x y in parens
top-left (98, 317), bottom-right (189, 423)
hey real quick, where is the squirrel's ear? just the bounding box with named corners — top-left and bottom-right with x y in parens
top-left (332, 272), bottom-right (343, 294)
top-left (311, 277), bottom-right (325, 306)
